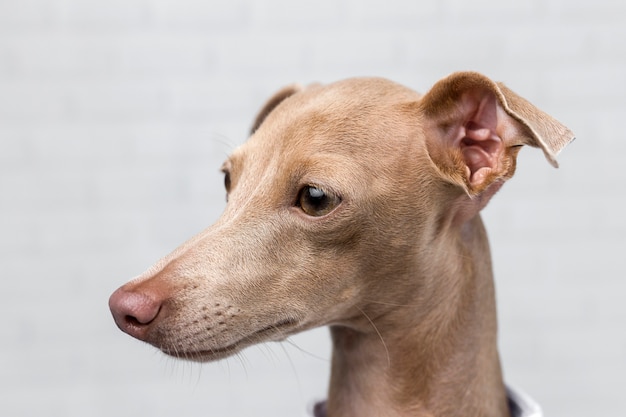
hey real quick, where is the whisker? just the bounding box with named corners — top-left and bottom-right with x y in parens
top-left (256, 343), bottom-right (275, 364)
top-left (194, 361), bottom-right (203, 389)
top-left (219, 353), bottom-right (233, 380)
top-left (279, 342), bottom-right (303, 398)
top-left (360, 299), bottom-right (421, 308)
top-left (268, 343), bottom-right (283, 364)
top-left (355, 305), bottom-right (391, 368)
top-left (283, 338), bottom-right (330, 363)
top-left (209, 132), bottom-right (239, 154)
top-left (235, 351), bottom-right (250, 379)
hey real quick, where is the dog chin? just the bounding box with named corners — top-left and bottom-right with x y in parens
top-left (160, 343), bottom-right (241, 362)
top-left (159, 318), bottom-right (300, 362)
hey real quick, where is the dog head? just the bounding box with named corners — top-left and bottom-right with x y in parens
top-left (109, 72), bottom-right (573, 361)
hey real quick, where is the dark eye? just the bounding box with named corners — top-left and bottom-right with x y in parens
top-left (223, 171), bottom-right (231, 192)
top-left (221, 170), bottom-right (231, 202)
top-left (297, 186), bottom-right (341, 217)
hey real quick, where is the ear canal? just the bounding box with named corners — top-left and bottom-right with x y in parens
top-left (250, 84), bottom-right (302, 135)
top-left (457, 92), bottom-right (504, 189)
top-left (421, 72), bottom-right (575, 195)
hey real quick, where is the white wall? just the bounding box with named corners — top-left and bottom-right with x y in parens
top-left (1, 1), bottom-right (624, 416)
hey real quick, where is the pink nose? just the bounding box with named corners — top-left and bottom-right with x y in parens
top-left (109, 286), bottom-right (161, 341)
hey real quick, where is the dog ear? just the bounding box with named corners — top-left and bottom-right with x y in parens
top-left (250, 84), bottom-right (303, 135)
top-left (421, 72), bottom-right (575, 196)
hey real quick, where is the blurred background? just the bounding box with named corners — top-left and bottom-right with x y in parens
top-left (0, 0), bottom-right (624, 416)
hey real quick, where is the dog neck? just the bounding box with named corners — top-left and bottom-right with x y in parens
top-left (323, 215), bottom-right (509, 417)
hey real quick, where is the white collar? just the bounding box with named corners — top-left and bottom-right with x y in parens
top-left (507, 385), bottom-right (543, 417)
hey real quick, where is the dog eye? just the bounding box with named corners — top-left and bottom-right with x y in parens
top-left (221, 171), bottom-right (231, 202)
top-left (297, 186), bottom-right (341, 217)
top-left (223, 171), bottom-right (231, 192)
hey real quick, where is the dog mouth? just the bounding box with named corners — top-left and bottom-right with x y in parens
top-left (160, 318), bottom-right (299, 362)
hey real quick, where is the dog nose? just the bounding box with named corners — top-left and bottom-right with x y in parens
top-left (109, 286), bottom-right (161, 341)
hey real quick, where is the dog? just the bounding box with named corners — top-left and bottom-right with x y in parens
top-left (109, 72), bottom-right (574, 417)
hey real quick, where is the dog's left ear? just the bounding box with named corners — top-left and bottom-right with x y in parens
top-left (421, 72), bottom-right (575, 196)
top-left (250, 84), bottom-right (303, 135)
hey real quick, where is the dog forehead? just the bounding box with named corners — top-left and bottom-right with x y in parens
top-left (229, 79), bottom-right (425, 201)
top-left (323, 76), bottom-right (417, 96)
top-left (293, 77), bottom-right (419, 121)
top-left (248, 77), bottom-right (421, 156)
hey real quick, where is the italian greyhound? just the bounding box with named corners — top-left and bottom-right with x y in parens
top-left (109, 72), bottom-right (574, 417)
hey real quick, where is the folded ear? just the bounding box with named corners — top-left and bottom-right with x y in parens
top-left (250, 84), bottom-right (303, 135)
top-left (421, 72), bottom-right (575, 196)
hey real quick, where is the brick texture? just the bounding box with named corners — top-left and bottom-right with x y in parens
top-left (1, 1), bottom-right (624, 416)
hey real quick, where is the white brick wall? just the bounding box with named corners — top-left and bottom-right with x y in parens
top-left (1, 1), bottom-right (624, 416)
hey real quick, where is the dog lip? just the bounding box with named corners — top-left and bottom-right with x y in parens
top-left (161, 342), bottom-right (238, 361)
top-left (161, 318), bottom-right (299, 361)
